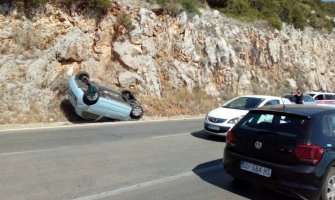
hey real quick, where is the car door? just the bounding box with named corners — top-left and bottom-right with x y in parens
top-left (303, 95), bottom-right (316, 105)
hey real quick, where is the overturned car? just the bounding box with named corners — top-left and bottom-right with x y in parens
top-left (67, 71), bottom-right (144, 121)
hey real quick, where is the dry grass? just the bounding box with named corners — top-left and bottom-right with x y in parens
top-left (140, 87), bottom-right (220, 117)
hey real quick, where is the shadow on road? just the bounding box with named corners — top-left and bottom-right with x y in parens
top-left (191, 130), bottom-right (226, 142)
top-left (192, 159), bottom-right (296, 200)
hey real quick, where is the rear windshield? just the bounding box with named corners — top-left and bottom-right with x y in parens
top-left (235, 112), bottom-right (311, 137)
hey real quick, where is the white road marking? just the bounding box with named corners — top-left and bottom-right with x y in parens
top-left (151, 133), bottom-right (190, 139)
top-left (72, 165), bottom-right (222, 200)
top-left (0, 146), bottom-right (69, 156)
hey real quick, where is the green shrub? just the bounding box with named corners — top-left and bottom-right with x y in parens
top-left (14, 0), bottom-right (48, 8)
top-left (11, 0), bottom-right (111, 10)
top-left (91, 0), bottom-right (111, 9)
top-left (206, 0), bottom-right (228, 8)
top-left (156, 0), bottom-right (182, 15)
top-left (181, 0), bottom-right (201, 15)
top-left (222, 0), bottom-right (257, 21)
top-left (291, 6), bottom-right (307, 30)
top-left (116, 13), bottom-right (135, 31)
top-left (215, 0), bottom-right (334, 32)
top-left (267, 16), bottom-right (282, 30)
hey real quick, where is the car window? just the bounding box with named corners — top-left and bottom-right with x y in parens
top-left (303, 95), bottom-right (314, 102)
top-left (323, 114), bottom-right (335, 137)
top-left (238, 112), bottom-right (309, 136)
top-left (223, 97), bottom-right (264, 110)
top-left (257, 114), bottom-right (274, 123)
top-left (325, 94), bottom-right (335, 100)
top-left (306, 93), bottom-right (316, 98)
top-left (283, 95), bottom-right (295, 103)
top-left (264, 99), bottom-right (280, 106)
top-left (315, 94), bottom-right (324, 100)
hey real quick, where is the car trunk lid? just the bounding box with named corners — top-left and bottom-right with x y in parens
top-left (228, 111), bottom-right (312, 165)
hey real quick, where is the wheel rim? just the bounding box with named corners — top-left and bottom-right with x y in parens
top-left (327, 175), bottom-right (335, 200)
top-left (132, 107), bottom-right (143, 117)
top-left (129, 100), bottom-right (139, 106)
top-left (87, 93), bottom-right (98, 101)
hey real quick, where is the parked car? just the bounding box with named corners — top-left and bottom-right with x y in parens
top-left (306, 91), bottom-right (335, 107)
top-left (223, 104), bottom-right (335, 200)
top-left (282, 93), bottom-right (316, 105)
top-left (68, 71), bottom-right (144, 121)
top-left (204, 95), bottom-right (291, 137)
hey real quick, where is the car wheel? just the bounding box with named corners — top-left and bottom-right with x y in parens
top-left (83, 85), bottom-right (99, 105)
top-left (130, 105), bottom-right (143, 120)
top-left (129, 99), bottom-right (140, 107)
top-left (121, 90), bottom-right (135, 101)
top-left (75, 71), bottom-right (90, 81)
top-left (321, 167), bottom-right (335, 200)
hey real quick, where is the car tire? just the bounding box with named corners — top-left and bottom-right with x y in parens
top-left (130, 105), bottom-right (143, 120)
top-left (121, 90), bottom-right (135, 101)
top-left (75, 71), bottom-right (90, 81)
top-left (83, 84), bottom-right (100, 105)
top-left (129, 99), bottom-right (140, 107)
top-left (321, 167), bottom-right (335, 200)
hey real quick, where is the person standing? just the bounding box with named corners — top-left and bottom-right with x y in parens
top-left (291, 89), bottom-right (303, 104)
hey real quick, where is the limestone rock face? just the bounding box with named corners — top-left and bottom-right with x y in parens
top-left (0, 2), bottom-right (334, 123)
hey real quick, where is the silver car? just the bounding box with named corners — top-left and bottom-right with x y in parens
top-left (68, 71), bottom-right (144, 121)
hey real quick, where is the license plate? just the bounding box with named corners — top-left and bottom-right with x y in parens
top-left (240, 161), bottom-right (272, 177)
top-left (208, 124), bottom-right (220, 131)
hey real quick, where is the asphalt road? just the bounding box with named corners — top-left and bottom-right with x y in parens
top-left (0, 118), bottom-right (295, 200)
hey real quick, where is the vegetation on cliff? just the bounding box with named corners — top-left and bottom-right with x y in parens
top-left (158, 0), bottom-right (335, 31)
top-left (2, 0), bottom-right (334, 31)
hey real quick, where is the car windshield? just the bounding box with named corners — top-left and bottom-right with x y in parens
top-left (222, 97), bottom-right (264, 110)
top-left (306, 93), bottom-right (316, 98)
top-left (236, 112), bottom-right (310, 137)
top-left (282, 94), bottom-right (295, 102)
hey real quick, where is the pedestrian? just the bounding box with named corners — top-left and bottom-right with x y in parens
top-left (291, 89), bottom-right (303, 104)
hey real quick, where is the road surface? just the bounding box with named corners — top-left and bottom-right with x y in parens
top-left (0, 118), bottom-right (293, 200)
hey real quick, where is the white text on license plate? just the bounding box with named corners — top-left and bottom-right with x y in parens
top-left (240, 161), bottom-right (272, 177)
top-left (208, 124), bottom-right (220, 131)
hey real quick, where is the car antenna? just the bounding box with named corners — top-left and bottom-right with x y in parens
top-left (281, 97), bottom-right (286, 109)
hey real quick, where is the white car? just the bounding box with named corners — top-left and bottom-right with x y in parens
top-left (204, 95), bottom-right (291, 137)
top-left (306, 91), bottom-right (335, 107)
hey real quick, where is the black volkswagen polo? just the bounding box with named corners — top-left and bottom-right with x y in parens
top-left (223, 104), bottom-right (335, 200)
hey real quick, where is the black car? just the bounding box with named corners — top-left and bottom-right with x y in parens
top-left (223, 104), bottom-right (335, 200)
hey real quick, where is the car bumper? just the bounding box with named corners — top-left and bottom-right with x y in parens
top-left (223, 149), bottom-right (321, 200)
top-left (204, 122), bottom-right (231, 136)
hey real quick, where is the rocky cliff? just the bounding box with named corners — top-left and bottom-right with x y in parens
top-left (0, 1), bottom-right (334, 124)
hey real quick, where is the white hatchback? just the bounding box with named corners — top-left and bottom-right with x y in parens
top-left (204, 95), bottom-right (291, 137)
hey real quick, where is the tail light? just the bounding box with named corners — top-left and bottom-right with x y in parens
top-left (226, 129), bottom-right (234, 145)
top-left (294, 144), bottom-right (323, 164)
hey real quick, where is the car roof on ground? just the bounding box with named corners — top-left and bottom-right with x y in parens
top-left (251, 104), bottom-right (335, 117)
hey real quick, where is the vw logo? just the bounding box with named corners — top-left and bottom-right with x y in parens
top-left (255, 141), bottom-right (262, 149)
